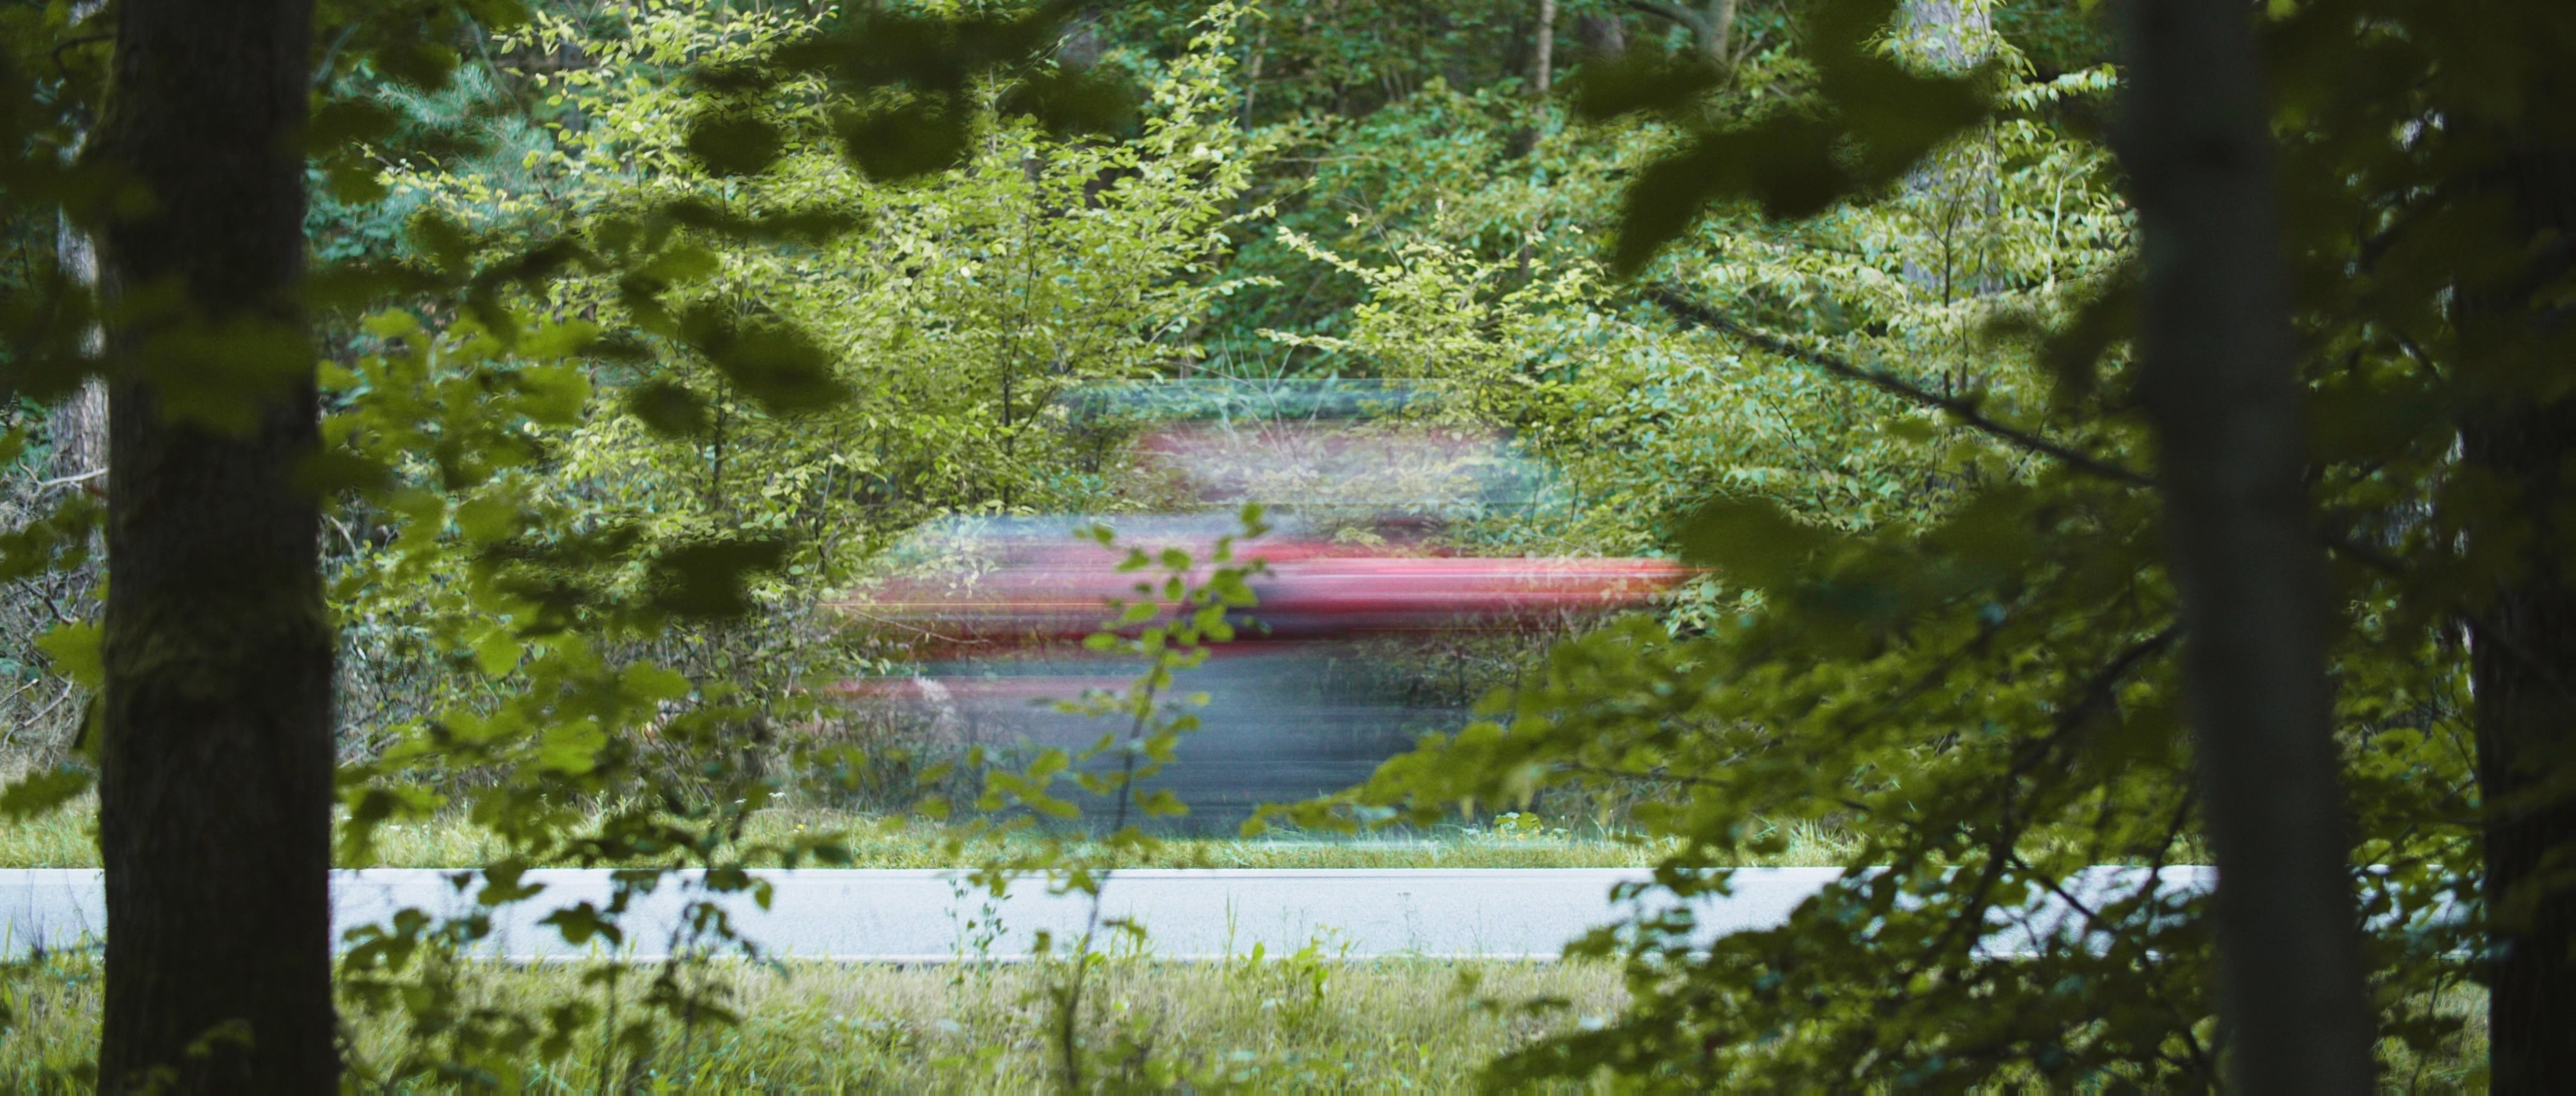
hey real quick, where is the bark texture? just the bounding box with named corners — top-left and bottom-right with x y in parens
top-left (1896, 0), bottom-right (1989, 69)
top-left (93, 0), bottom-right (338, 1092)
top-left (2463, 141), bottom-right (2576, 1095)
top-left (2468, 400), bottom-right (2576, 1094)
top-left (1575, 13), bottom-right (1626, 57)
top-left (2117, 0), bottom-right (2376, 1091)
top-left (1533, 0), bottom-right (1557, 94)
top-left (50, 0), bottom-right (108, 496)
top-left (48, 215), bottom-right (106, 493)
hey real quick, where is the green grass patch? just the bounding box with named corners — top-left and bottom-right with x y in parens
top-left (0, 797), bottom-right (1864, 870)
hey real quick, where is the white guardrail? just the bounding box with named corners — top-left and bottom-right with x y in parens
top-left (1, 866), bottom-right (2218, 962)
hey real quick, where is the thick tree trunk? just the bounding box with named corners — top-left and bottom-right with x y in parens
top-left (2117, 0), bottom-right (2376, 1092)
top-left (2467, 404), bottom-right (2576, 1093)
top-left (2463, 142), bottom-right (2576, 1096)
top-left (92, 0), bottom-right (337, 1092)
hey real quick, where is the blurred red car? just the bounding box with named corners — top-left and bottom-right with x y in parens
top-left (828, 386), bottom-right (1692, 828)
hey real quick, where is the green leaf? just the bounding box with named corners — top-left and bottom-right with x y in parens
top-left (473, 629), bottom-right (522, 678)
top-left (518, 320), bottom-right (602, 361)
top-left (684, 111), bottom-right (787, 177)
top-left (1826, 58), bottom-right (1990, 184)
top-left (997, 68), bottom-right (1138, 139)
top-left (1673, 497), bottom-right (1826, 590)
top-left (0, 766), bottom-right (94, 820)
top-left (35, 622), bottom-right (102, 690)
top-left (0, 494), bottom-right (102, 583)
top-left (1611, 135), bottom-right (1732, 276)
top-left (621, 664), bottom-right (692, 704)
top-left (408, 211), bottom-right (476, 276)
top-left (513, 364), bottom-right (592, 427)
top-left (646, 537), bottom-right (790, 619)
top-left (626, 379), bottom-right (714, 437)
top-left (677, 304), bottom-right (848, 413)
top-left (294, 450), bottom-right (395, 498)
top-left (538, 719), bottom-right (609, 774)
top-left (306, 97), bottom-right (404, 149)
top-left (836, 103), bottom-right (974, 181)
top-left (1566, 48), bottom-right (1725, 122)
top-left (453, 496), bottom-right (521, 545)
top-left (539, 902), bottom-right (625, 946)
top-left (321, 158), bottom-right (390, 205)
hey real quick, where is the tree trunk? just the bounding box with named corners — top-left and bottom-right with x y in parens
top-left (49, 0), bottom-right (108, 497)
top-left (1894, 0), bottom-right (1997, 304)
top-left (92, 0), bottom-right (338, 1091)
top-left (2117, 0), bottom-right (2376, 1092)
top-left (2462, 142), bottom-right (2576, 1096)
top-left (1699, 0), bottom-right (1735, 70)
top-left (48, 220), bottom-right (108, 495)
top-left (1533, 0), bottom-right (1557, 94)
top-left (1617, 0), bottom-right (1729, 69)
top-left (2467, 401), bottom-right (2576, 1093)
top-left (1576, 13), bottom-right (1626, 58)
top-left (1896, 0), bottom-right (1989, 70)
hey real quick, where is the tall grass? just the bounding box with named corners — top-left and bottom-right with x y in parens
top-left (0, 951), bottom-right (1625, 1092)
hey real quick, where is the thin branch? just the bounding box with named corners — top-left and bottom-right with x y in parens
top-left (26, 681), bottom-right (80, 731)
top-left (311, 23), bottom-right (364, 89)
top-left (1643, 286), bottom-right (2157, 488)
top-left (33, 467), bottom-right (104, 491)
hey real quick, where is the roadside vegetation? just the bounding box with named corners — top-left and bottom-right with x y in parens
top-left (0, 800), bottom-right (1876, 871)
top-left (1, 0), bottom-right (2566, 1090)
top-left (0, 954), bottom-right (1629, 1092)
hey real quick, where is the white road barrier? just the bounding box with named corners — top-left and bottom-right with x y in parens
top-left (0, 866), bottom-right (2219, 962)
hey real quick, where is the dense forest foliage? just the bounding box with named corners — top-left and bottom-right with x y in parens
top-left (3, 0), bottom-right (2569, 1090)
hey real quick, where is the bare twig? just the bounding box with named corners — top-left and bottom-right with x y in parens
top-left (25, 681), bottom-right (80, 732)
top-left (32, 467), bottom-right (104, 491)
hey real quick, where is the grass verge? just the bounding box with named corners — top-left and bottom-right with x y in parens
top-left (0, 798), bottom-right (1864, 870)
top-left (1, 951), bottom-right (1623, 1092)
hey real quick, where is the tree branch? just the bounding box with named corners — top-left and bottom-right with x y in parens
top-left (33, 467), bottom-right (105, 492)
top-left (1643, 286), bottom-right (2156, 488)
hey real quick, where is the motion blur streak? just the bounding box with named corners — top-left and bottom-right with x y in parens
top-left (831, 383), bottom-right (1692, 830)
